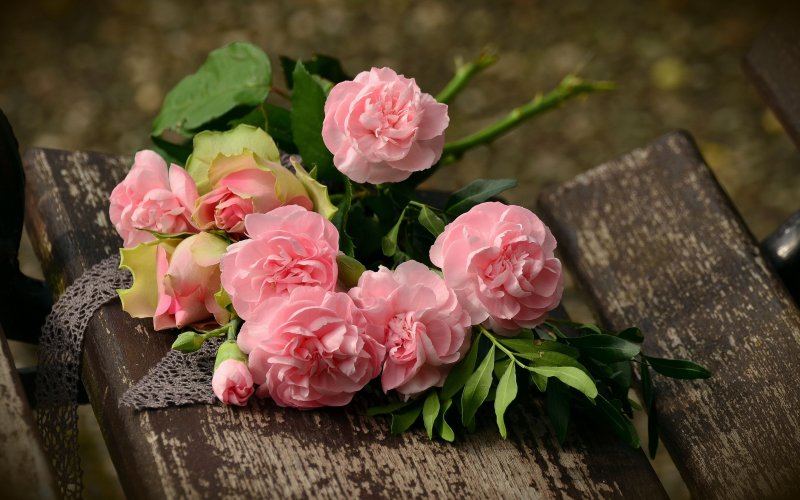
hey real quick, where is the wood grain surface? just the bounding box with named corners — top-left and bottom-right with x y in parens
top-left (743, 6), bottom-right (800, 150)
top-left (538, 131), bottom-right (800, 500)
top-left (23, 148), bottom-right (666, 499)
top-left (0, 325), bottom-right (59, 499)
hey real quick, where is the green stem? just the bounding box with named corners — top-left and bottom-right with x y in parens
top-left (436, 51), bottom-right (498, 104)
top-left (442, 75), bottom-right (616, 160)
top-left (479, 326), bottom-right (528, 370)
top-left (226, 318), bottom-right (241, 341)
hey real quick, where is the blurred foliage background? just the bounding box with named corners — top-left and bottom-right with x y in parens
top-left (2, 0), bottom-right (798, 498)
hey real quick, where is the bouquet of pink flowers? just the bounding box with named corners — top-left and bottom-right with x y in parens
top-left (109, 42), bottom-right (708, 449)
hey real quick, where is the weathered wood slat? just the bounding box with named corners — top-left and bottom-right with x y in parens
top-left (23, 148), bottom-right (666, 499)
top-left (0, 325), bottom-right (59, 499)
top-left (538, 131), bottom-right (800, 499)
top-left (743, 6), bottom-right (800, 150)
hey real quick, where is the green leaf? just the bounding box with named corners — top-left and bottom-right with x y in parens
top-left (150, 135), bottom-right (193, 166)
top-left (417, 205), bottom-right (447, 237)
top-left (461, 345), bottom-right (496, 427)
top-left (546, 379), bottom-right (571, 444)
top-left (494, 360), bottom-right (518, 439)
top-left (518, 351), bottom-right (591, 377)
top-left (153, 42), bottom-right (272, 137)
top-left (391, 404), bottom-right (423, 434)
top-left (367, 400), bottom-right (413, 416)
top-left (499, 338), bottom-right (580, 358)
top-left (493, 358), bottom-right (512, 380)
top-left (436, 399), bottom-right (455, 442)
top-left (617, 327), bottom-right (644, 343)
top-left (528, 365), bottom-right (598, 400)
top-left (444, 179), bottom-right (518, 217)
top-left (227, 106), bottom-right (267, 129)
top-left (596, 394), bottom-right (640, 448)
top-left (265, 104), bottom-right (296, 153)
top-left (281, 54), bottom-right (350, 89)
top-left (530, 372), bottom-right (548, 392)
top-left (641, 363), bottom-right (659, 458)
top-left (644, 356), bottom-right (711, 379)
top-left (442, 334), bottom-right (481, 400)
top-left (569, 334), bottom-right (641, 363)
top-left (381, 205), bottom-right (408, 257)
top-left (291, 62), bottom-right (336, 182)
top-left (331, 178), bottom-right (354, 256)
top-left (423, 392), bottom-right (441, 440)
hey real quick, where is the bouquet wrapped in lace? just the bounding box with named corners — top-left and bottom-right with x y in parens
top-left (110, 42), bottom-right (708, 448)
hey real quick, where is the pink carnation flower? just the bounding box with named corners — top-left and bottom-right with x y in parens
top-left (322, 67), bottom-right (449, 184)
top-left (212, 359), bottom-right (255, 406)
top-left (238, 287), bottom-right (385, 409)
top-left (430, 202), bottom-right (563, 333)
top-left (349, 261), bottom-right (471, 396)
top-left (220, 205), bottom-right (339, 320)
top-left (109, 150), bottom-right (198, 247)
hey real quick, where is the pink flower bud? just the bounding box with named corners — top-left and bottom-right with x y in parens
top-left (212, 359), bottom-right (254, 406)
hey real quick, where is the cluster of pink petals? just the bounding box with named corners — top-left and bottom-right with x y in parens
top-left (109, 150), bottom-right (198, 247)
top-left (349, 261), bottom-right (471, 396)
top-left (237, 286), bottom-right (385, 408)
top-left (220, 205), bottom-right (339, 320)
top-left (154, 233), bottom-right (230, 331)
top-left (212, 359), bottom-right (255, 406)
top-left (193, 156), bottom-right (312, 234)
top-left (322, 67), bottom-right (449, 184)
top-left (431, 202), bottom-right (564, 333)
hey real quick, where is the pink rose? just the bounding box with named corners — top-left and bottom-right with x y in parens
top-left (349, 261), bottom-right (471, 396)
top-left (212, 359), bottom-right (254, 406)
top-left (237, 287), bottom-right (385, 409)
top-left (220, 205), bottom-right (339, 320)
top-left (153, 232), bottom-right (231, 330)
top-left (193, 153), bottom-right (312, 234)
top-left (430, 202), bottom-right (563, 333)
top-left (110, 150), bottom-right (198, 247)
top-left (322, 67), bottom-right (449, 184)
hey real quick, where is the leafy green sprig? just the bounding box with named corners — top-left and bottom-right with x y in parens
top-left (369, 320), bottom-right (710, 454)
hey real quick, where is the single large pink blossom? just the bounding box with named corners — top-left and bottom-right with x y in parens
top-left (349, 261), bottom-right (471, 396)
top-left (430, 202), bottom-right (563, 333)
top-left (322, 67), bottom-right (449, 184)
top-left (193, 153), bottom-right (312, 234)
top-left (220, 205), bottom-right (339, 320)
top-left (212, 359), bottom-right (255, 406)
top-left (109, 150), bottom-right (198, 247)
top-left (238, 286), bottom-right (385, 409)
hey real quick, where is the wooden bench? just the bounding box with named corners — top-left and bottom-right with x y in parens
top-left (9, 10), bottom-right (800, 500)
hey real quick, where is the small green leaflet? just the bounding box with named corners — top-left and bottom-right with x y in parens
top-left (444, 179), bottom-right (518, 217)
top-left (442, 336), bottom-right (481, 400)
top-left (265, 104), bottom-right (296, 153)
top-left (645, 356), bottom-right (711, 379)
top-left (499, 338), bottom-right (579, 358)
top-left (423, 392), bottom-right (441, 439)
top-left (546, 379), bottom-right (571, 444)
top-left (381, 205), bottom-right (408, 257)
top-left (527, 365), bottom-right (598, 400)
top-left (391, 404), bottom-right (423, 434)
top-left (461, 345), bottom-right (496, 427)
top-left (291, 62), bottom-right (337, 182)
top-left (331, 178), bottom-right (354, 256)
top-left (494, 360), bottom-right (518, 439)
top-left (436, 399), bottom-right (455, 442)
top-left (595, 395), bottom-right (640, 448)
top-left (617, 327), bottom-right (644, 343)
top-left (417, 204), bottom-right (446, 237)
top-left (153, 42), bottom-right (272, 137)
top-left (569, 334), bottom-right (641, 363)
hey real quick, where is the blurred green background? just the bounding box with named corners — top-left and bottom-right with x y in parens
top-left (2, 0), bottom-right (798, 498)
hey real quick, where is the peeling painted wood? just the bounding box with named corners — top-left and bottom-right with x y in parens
top-left (538, 131), bottom-right (800, 499)
top-left (0, 325), bottom-right (59, 499)
top-left (23, 147), bottom-right (665, 499)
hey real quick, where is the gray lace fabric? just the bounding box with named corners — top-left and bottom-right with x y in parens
top-left (120, 337), bottom-right (221, 408)
top-left (36, 254), bottom-right (223, 499)
top-left (35, 255), bottom-right (131, 500)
